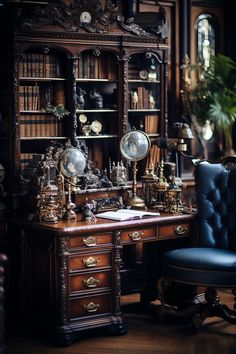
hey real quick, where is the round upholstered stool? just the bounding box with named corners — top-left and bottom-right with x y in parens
top-left (164, 247), bottom-right (236, 287)
top-left (157, 247), bottom-right (236, 328)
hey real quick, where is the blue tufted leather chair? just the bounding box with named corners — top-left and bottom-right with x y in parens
top-left (158, 157), bottom-right (236, 328)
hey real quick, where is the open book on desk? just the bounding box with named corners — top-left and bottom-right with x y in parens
top-left (95, 209), bottom-right (160, 221)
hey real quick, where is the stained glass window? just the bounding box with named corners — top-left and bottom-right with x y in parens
top-left (197, 14), bottom-right (216, 69)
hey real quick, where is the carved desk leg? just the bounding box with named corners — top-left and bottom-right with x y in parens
top-left (109, 230), bottom-right (128, 335)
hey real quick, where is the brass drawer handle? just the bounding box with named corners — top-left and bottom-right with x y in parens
top-left (83, 256), bottom-right (99, 267)
top-left (129, 230), bottom-right (144, 241)
top-left (84, 302), bottom-right (100, 313)
top-left (174, 225), bottom-right (187, 235)
top-left (83, 236), bottom-right (98, 247)
top-left (83, 276), bottom-right (100, 288)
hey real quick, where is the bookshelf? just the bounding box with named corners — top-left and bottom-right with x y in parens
top-left (18, 48), bottom-right (67, 181)
top-left (0, 0), bottom-right (169, 212)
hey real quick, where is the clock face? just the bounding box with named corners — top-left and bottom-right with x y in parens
top-left (91, 120), bottom-right (102, 134)
top-left (139, 70), bottom-right (148, 80)
top-left (80, 11), bottom-right (92, 24)
top-left (78, 114), bottom-right (88, 124)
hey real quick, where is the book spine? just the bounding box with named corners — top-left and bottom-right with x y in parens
top-left (19, 116), bottom-right (26, 137)
top-left (24, 115), bottom-right (33, 137)
top-left (19, 86), bottom-right (25, 111)
top-left (39, 53), bottom-right (44, 77)
top-left (53, 82), bottom-right (65, 106)
top-left (45, 54), bottom-right (50, 77)
top-left (30, 115), bottom-right (36, 137)
top-left (78, 57), bottom-right (83, 78)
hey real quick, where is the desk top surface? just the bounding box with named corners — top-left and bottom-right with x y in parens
top-left (13, 212), bottom-right (196, 235)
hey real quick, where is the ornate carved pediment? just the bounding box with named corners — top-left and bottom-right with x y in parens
top-left (12, 0), bottom-right (167, 39)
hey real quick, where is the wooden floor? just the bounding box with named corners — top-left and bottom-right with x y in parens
top-left (4, 290), bottom-right (236, 354)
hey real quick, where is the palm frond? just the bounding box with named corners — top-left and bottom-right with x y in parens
top-left (187, 54), bottom-right (236, 146)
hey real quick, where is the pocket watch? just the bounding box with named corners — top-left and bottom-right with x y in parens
top-left (91, 120), bottom-right (102, 135)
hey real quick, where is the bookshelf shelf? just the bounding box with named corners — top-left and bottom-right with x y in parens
top-left (76, 134), bottom-right (118, 139)
top-left (76, 109), bottom-right (118, 113)
top-left (20, 110), bottom-right (66, 114)
top-left (19, 77), bottom-right (66, 82)
top-left (76, 79), bottom-right (117, 83)
top-left (128, 80), bottom-right (161, 84)
top-left (128, 109), bottom-right (161, 113)
top-left (20, 136), bottom-right (66, 140)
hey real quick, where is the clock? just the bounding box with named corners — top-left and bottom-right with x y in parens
top-left (139, 70), bottom-right (148, 80)
top-left (91, 120), bottom-right (102, 135)
top-left (78, 113), bottom-right (88, 124)
top-left (80, 11), bottom-right (92, 24)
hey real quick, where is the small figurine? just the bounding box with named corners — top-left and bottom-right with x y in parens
top-left (149, 91), bottom-right (156, 109)
top-left (99, 168), bottom-right (113, 188)
top-left (82, 198), bottom-right (96, 221)
top-left (89, 89), bottom-right (103, 109)
top-left (76, 87), bottom-right (86, 110)
top-left (111, 161), bottom-right (128, 186)
top-left (131, 90), bottom-right (138, 109)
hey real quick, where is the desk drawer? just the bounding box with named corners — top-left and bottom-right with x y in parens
top-left (69, 233), bottom-right (112, 249)
top-left (121, 226), bottom-right (156, 243)
top-left (70, 270), bottom-right (111, 293)
top-left (158, 223), bottom-right (190, 239)
top-left (70, 293), bottom-right (112, 318)
top-left (69, 251), bottom-right (112, 271)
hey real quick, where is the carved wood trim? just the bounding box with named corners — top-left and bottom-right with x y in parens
top-left (11, 0), bottom-right (167, 42)
top-left (112, 230), bottom-right (122, 316)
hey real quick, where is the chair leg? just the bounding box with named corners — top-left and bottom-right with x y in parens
top-left (192, 287), bottom-right (216, 328)
top-left (156, 277), bottom-right (204, 320)
top-left (193, 287), bottom-right (236, 328)
top-left (156, 276), bottom-right (171, 315)
top-left (156, 282), bottom-right (236, 328)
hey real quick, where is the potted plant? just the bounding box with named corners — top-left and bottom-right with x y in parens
top-left (183, 54), bottom-right (236, 157)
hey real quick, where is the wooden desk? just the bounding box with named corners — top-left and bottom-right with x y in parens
top-left (13, 213), bottom-right (195, 346)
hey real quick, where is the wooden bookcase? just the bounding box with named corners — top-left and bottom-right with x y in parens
top-left (0, 0), bottom-right (169, 213)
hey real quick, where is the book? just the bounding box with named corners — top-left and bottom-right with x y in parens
top-left (96, 209), bottom-right (160, 221)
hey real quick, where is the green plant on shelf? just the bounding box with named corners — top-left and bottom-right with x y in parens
top-left (44, 104), bottom-right (70, 120)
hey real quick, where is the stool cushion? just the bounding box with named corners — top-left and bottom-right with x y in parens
top-left (164, 248), bottom-right (236, 287)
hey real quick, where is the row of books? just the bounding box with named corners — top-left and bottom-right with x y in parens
top-left (19, 83), bottom-right (66, 111)
top-left (19, 85), bottom-right (40, 111)
top-left (129, 87), bottom-right (157, 110)
top-left (19, 53), bottom-right (63, 78)
top-left (20, 153), bottom-right (44, 181)
top-left (76, 53), bottom-right (117, 80)
top-left (20, 153), bottom-right (44, 170)
top-left (20, 115), bottom-right (64, 137)
top-left (145, 144), bottom-right (161, 171)
top-left (144, 115), bottom-right (159, 134)
top-left (128, 63), bottom-right (142, 80)
top-left (19, 51), bottom-right (161, 81)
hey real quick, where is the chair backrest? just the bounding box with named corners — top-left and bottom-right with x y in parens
top-left (195, 157), bottom-right (236, 250)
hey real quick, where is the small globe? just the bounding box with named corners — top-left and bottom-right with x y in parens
top-left (60, 148), bottom-right (86, 178)
top-left (120, 130), bottom-right (151, 161)
top-left (0, 163), bottom-right (4, 184)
